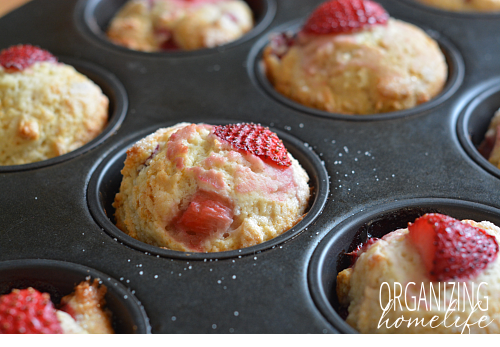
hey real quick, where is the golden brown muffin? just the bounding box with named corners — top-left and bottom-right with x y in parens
top-left (0, 45), bottom-right (108, 166)
top-left (113, 123), bottom-right (311, 252)
top-left (59, 279), bottom-right (114, 334)
top-left (417, 0), bottom-right (500, 12)
top-left (263, 1), bottom-right (447, 115)
top-left (107, 0), bottom-right (253, 51)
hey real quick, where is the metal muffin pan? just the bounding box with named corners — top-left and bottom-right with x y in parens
top-left (1, 0), bottom-right (500, 333)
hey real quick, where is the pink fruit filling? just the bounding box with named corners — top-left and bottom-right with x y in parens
top-left (174, 190), bottom-right (234, 249)
top-left (268, 32), bottom-right (296, 59)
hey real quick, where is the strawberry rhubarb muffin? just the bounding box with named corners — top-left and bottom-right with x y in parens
top-left (263, 0), bottom-right (448, 115)
top-left (337, 213), bottom-right (500, 333)
top-left (478, 108), bottom-right (500, 168)
top-left (113, 122), bottom-right (311, 252)
top-left (0, 279), bottom-right (114, 334)
top-left (0, 45), bottom-right (108, 166)
top-left (416, 0), bottom-right (500, 12)
top-left (106, 0), bottom-right (254, 51)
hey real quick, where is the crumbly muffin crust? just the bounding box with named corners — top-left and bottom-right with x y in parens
top-left (0, 62), bottom-right (108, 165)
top-left (417, 0), bottom-right (500, 12)
top-left (59, 279), bottom-right (114, 334)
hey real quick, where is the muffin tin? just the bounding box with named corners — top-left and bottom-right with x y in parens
top-left (1, 0), bottom-right (500, 333)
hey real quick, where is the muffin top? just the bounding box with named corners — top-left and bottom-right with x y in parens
top-left (106, 0), bottom-right (253, 51)
top-left (263, 0), bottom-right (448, 115)
top-left (0, 45), bottom-right (108, 166)
top-left (417, 0), bottom-right (500, 12)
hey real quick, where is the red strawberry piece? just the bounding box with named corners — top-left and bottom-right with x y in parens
top-left (175, 190), bottom-right (233, 237)
top-left (478, 124), bottom-right (500, 160)
top-left (0, 44), bottom-right (57, 73)
top-left (0, 287), bottom-right (63, 334)
top-left (302, 0), bottom-right (389, 36)
top-left (346, 237), bottom-right (379, 266)
top-left (213, 123), bottom-right (292, 167)
top-left (408, 213), bottom-right (499, 282)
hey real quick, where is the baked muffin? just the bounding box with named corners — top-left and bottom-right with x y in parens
top-left (416, 0), bottom-right (500, 12)
top-left (263, 0), bottom-right (448, 115)
top-left (0, 279), bottom-right (114, 334)
top-left (337, 213), bottom-right (500, 333)
top-left (113, 122), bottom-right (311, 252)
top-left (478, 108), bottom-right (500, 167)
top-left (106, 0), bottom-right (254, 51)
top-left (0, 44), bottom-right (108, 166)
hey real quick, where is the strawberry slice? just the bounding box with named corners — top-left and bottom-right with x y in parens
top-left (213, 123), bottom-right (291, 167)
top-left (0, 44), bottom-right (57, 73)
top-left (0, 287), bottom-right (63, 334)
top-left (302, 0), bottom-right (389, 36)
top-left (408, 213), bottom-right (499, 282)
top-left (175, 190), bottom-right (233, 237)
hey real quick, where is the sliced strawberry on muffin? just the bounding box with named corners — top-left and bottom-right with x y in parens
top-left (336, 213), bottom-right (500, 333)
top-left (302, 0), bottom-right (388, 35)
top-left (213, 123), bottom-right (292, 168)
top-left (0, 288), bottom-right (63, 334)
top-left (408, 213), bottom-right (499, 281)
top-left (0, 44), bottom-right (57, 73)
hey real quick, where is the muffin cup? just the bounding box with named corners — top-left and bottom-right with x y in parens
top-left (87, 121), bottom-right (329, 260)
top-left (457, 78), bottom-right (500, 178)
top-left (248, 19), bottom-right (464, 121)
top-left (75, 0), bottom-right (277, 56)
top-left (0, 56), bottom-right (128, 173)
top-left (0, 259), bottom-right (151, 333)
top-left (308, 198), bottom-right (500, 333)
